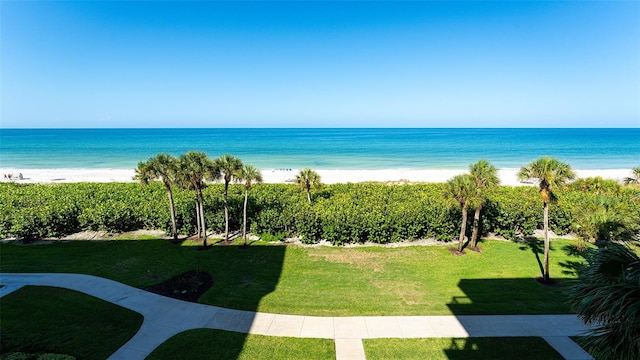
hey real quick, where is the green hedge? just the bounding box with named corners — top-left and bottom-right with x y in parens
top-left (1, 182), bottom-right (638, 244)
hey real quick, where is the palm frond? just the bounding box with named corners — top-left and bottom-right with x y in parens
top-left (568, 242), bottom-right (640, 360)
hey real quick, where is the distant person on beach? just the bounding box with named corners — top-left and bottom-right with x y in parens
top-left (18, 173), bottom-right (23, 180)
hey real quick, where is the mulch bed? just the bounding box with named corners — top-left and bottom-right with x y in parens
top-left (466, 246), bottom-right (483, 253)
top-left (145, 270), bottom-right (213, 303)
top-left (535, 276), bottom-right (561, 288)
top-left (448, 248), bottom-right (465, 256)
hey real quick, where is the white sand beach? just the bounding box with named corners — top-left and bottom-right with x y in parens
top-left (0, 168), bottom-right (634, 187)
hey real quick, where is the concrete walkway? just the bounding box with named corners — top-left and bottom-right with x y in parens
top-left (0, 273), bottom-right (593, 360)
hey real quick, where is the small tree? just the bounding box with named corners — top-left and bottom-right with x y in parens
top-left (468, 160), bottom-right (499, 249)
top-left (518, 156), bottom-right (575, 282)
top-left (177, 151), bottom-right (218, 246)
top-left (444, 174), bottom-right (479, 253)
top-left (295, 168), bottom-right (321, 204)
top-left (134, 154), bottom-right (179, 241)
top-left (214, 154), bottom-right (244, 243)
top-left (571, 177), bottom-right (621, 195)
top-left (237, 164), bottom-right (263, 246)
top-left (571, 195), bottom-right (639, 244)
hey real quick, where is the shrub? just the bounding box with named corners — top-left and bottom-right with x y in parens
top-left (1, 182), bottom-right (638, 245)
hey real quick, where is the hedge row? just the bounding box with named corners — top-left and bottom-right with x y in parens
top-left (1, 182), bottom-right (638, 244)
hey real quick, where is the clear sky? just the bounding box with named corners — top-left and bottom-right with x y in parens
top-left (1, 1), bottom-right (639, 128)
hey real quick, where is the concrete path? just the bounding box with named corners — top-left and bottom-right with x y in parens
top-left (0, 273), bottom-right (593, 360)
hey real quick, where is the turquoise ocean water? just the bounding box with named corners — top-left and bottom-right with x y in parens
top-left (0, 128), bottom-right (638, 170)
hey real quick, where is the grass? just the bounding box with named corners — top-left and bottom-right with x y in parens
top-left (0, 286), bottom-right (143, 359)
top-left (363, 337), bottom-right (565, 360)
top-left (0, 238), bottom-right (588, 316)
top-left (146, 329), bottom-right (335, 360)
top-left (0, 239), bottom-right (590, 359)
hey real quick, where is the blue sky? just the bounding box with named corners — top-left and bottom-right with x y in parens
top-left (1, 1), bottom-right (639, 128)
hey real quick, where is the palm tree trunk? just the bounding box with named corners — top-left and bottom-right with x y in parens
top-left (197, 188), bottom-right (207, 247)
top-left (543, 201), bottom-right (550, 282)
top-left (470, 206), bottom-right (481, 248)
top-left (243, 188), bottom-right (248, 246)
top-left (224, 182), bottom-right (229, 243)
top-left (306, 189), bottom-right (311, 204)
top-left (195, 199), bottom-right (201, 238)
top-left (458, 206), bottom-right (468, 252)
top-left (201, 198), bottom-right (206, 245)
top-left (166, 186), bottom-right (178, 241)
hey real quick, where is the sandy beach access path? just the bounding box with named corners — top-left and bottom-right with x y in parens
top-left (0, 168), bottom-right (633, 187)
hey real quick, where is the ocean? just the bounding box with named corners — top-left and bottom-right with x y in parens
top-left (0, 128), bottom-right (638, 170)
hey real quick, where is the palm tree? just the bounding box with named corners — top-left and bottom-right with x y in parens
top-left (518, 157), bottom-right (575, 282)
top-left (215, 154), bottom-right (244, 243)
top-left (571, 195), bottom-right (639, 244)
top-left (571, 176), bottom-right (621, 195)
top-left (444, 174), bottom-right (478, 253)
top-left (623, 166), bottom-right (640, 185)
top-left (295, 168), bottom-right (321, 204)
top-left (468, 160), bottom-right (499, 249)
top-left (237, 164), bottom-right (263, 246)
top-left (134, 154), bottom-right (179, 241)
top-left (178, 151), bottom-right (218, 246)
top-left (568, 242), bottom-right (640, 360)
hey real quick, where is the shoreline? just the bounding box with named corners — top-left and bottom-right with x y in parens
top-left (0, 167), bottom-right (633, 187)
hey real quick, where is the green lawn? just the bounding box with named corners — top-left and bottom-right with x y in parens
top-left (146, 329), bottom-right (335, 360)
top-left (0, 238), bottom-right (587, 316)
top-left (0, 286), bottom-right (143, 359)
top-left (363, 337), bottom-right (565, 360)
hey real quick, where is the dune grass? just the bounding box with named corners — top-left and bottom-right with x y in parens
top-left (363, 337), bottom-right (564, 360)
top-left (0, 286), bottom-right (143, 359)
top-left (0, 238), bottom-right (588, 316)
top-left (146, 329), bottom-right (335, 360)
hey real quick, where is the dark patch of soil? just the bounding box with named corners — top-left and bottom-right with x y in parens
top-left (466, 246), bottom-right (483, 253)
top-left (448, 247), bottom-right (465, 256)
top-left (145, 270), bottom-right (213, 303)
top-left (535, 276), bottom-right (561, 288)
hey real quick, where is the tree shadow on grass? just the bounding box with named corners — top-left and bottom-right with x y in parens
top-left (558, 243), bottom-right (594, 277)
top-left (443, 337), bottom-right (565, 359)
top-left (0, 240), bottom-right (287, 360)
top-left (517, 236), bottom-right (546, 278)
top-left (163, 244), bottom-right (287, 359)
top-left (444, 277), bottom-right (573, 359)
top-left (447, 277), bottom-right (572, 316)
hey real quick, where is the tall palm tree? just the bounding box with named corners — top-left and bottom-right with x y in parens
top-left (444, 174), bottom-right (478, 253)
top-left (237, 164), bottom-right (263, 246)
top-left (623, 166), bottom-right (640, 185)
top-left (518, 157), bottom-right (575, 282)
top-left (215, 154), bottom-right (244, 243)
top-left (295, 168), bottom-right (321, 204)
top-left (134, 154), bottom-right (179, 241)
top-left (568, 242), bottom-right (640, 360)
top-left (468, 160), bottom-right (499, 249)
top-left (178, 151), bottom-right (218, 246)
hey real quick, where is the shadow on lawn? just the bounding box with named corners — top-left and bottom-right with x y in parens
top-left (517, 237), bottom-right (596, 278)
top-left (441, 337), bottom-right (565, 360)
top-left (444, 274), bottom-right (573, 359)
top-left (0, 239), bottom-right (288, 360)
top-left (151, 243), bottom-right (287, 359)
top-left (517, 236), bottom-right (551, 278)
top-left (558, 243), bottom-right (594, 277)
